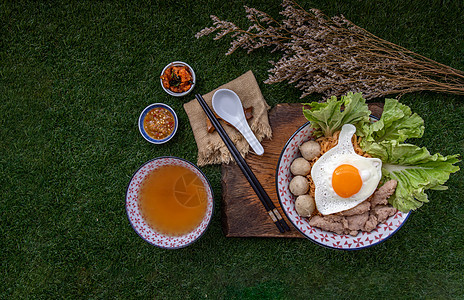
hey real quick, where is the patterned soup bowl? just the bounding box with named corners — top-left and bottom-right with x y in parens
top-left (126, 157), bottom-right (214, 249)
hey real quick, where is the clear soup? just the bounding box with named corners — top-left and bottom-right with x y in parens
top-left (138, 165), bottom-right (207, 236)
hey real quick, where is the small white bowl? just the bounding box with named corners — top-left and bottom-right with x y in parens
top-left (138, 103), bottom-right (178, 144)
top-left (160, 61), bottom-right (196, 97)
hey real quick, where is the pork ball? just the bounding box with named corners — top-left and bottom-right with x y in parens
top-left (290, 157), bottom-right (311, 176)
top-left (295, 194), bottom-right (316, 217)
top-left (299, 140), bottom-right (321, 161)
top-left (289, 175), bottom-right (310, 196)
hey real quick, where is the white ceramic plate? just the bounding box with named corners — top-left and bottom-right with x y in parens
top-left (126, 157), bottom-right (214, 249)
top-left (276, 122), bottom-right (410, 250)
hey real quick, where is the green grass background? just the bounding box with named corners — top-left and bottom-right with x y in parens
top-left (1, 0), bottom-right (463, 298)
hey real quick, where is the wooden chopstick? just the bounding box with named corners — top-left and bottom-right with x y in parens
top-left (195, 94), bottom-right (291, 233)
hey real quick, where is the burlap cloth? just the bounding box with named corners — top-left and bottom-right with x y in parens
top-left (183, 70), bottom-right (272, 166)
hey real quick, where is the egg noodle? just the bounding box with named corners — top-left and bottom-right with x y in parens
top-left (306, 131), bottom-right (371, 200)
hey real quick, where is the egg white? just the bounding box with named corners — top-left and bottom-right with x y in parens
top-left (310, 124), bottom-right (382, 215)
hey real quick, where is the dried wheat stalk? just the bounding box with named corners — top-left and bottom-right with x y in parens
top-left (196, 0), bottom-right (464, 99)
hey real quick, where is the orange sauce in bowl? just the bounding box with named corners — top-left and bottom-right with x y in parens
top-left (143, 107), bottom-right (175, 140)
top-left (138, 165), bottom-right (208, 236)
top-left (160, 65), bottom-right (193, 93)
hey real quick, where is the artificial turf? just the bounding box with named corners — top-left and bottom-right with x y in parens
top-left (1, 0), bottom-right (463, 298)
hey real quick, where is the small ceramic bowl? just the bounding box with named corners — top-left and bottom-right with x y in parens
top-left (138, 103), bottom-right (178, 144)
top-left (160, 61), bottom-right (196, 97)
top-left (126, 157), bottom-right (214, 249)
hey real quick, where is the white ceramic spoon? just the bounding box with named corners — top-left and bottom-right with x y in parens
top-left (212, 89), bottom-right (264, 156)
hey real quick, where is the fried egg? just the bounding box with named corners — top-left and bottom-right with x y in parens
top-left (311, 124), bottom-right (382, 215)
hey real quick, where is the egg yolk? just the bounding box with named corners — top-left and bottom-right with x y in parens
top-left (332, 164), bottom-right (362, 198)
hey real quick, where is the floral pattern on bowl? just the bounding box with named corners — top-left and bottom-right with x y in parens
top-left (126, 157), bottom-right (214, 249)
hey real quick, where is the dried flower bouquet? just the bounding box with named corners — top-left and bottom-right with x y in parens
top-left (196, 0), bottom-right (464, 99)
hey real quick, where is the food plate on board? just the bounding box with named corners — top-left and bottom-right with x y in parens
top-left (276, 122), bottom-right (411, 250)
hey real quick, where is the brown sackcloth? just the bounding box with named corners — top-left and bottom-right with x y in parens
top-left (183, 70), bottom-right (272, 166)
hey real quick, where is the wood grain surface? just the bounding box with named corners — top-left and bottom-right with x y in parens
top-left (221, 102), bottom-right (384, 238)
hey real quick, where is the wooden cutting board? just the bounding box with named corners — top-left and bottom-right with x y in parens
top-left (221, 102), bottom-right (384, 238)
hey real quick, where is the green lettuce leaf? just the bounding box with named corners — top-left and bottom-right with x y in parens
top-left (365, 140), bottom-right (460, 212)
top-left (359, 98), bottom-right (460, 212)
top-left (302, 92), bottom-right (460, 213)
top-left (303, 92), bottom-right (370, 137)
top-left (359, 98), bottom-right (425, 146)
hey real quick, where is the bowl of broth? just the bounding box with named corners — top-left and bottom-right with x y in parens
top-left (126, 157), bottom-right (214, 249)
